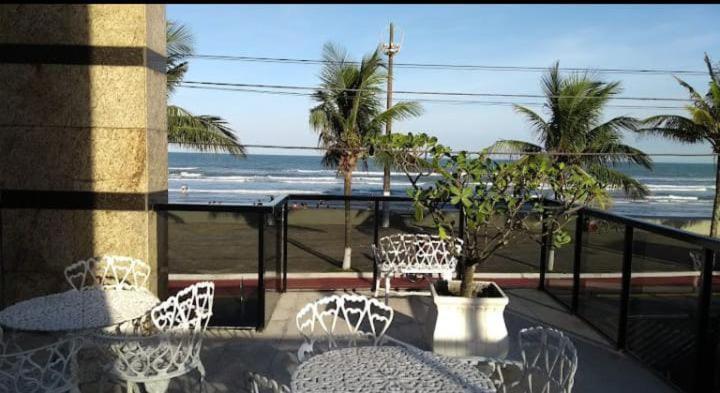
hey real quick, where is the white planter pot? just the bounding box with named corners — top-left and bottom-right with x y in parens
top-left (428, 280), bottom-right (509, 358)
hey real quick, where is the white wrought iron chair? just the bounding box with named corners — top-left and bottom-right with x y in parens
top-left (246, 371), bottom-right (290, 393)
top-left (295, 293), bottom-right (394, 362)
top-left (64, 255), bottom-right (151, 291)
top-left (458, 356), bottom-right (524, 393)
top-left (519, 326), bottom-right (578, 393)
top-left (460, 326), bottom-right (577, 393)
top-left (372, 234), bottom-right (463, 303)
top-left (93, 281), bottom-right (215, 393)
top-left (0, 328), bottom-right (83, 393)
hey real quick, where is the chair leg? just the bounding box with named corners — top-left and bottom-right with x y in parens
top-left (384, 276), bottom-right (391, 304)
top-left (198, 362), bottom-right (207, 393)
top-left (374, 277), bottom-right (380, 297)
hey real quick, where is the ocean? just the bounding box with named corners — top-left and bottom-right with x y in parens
top-left (169, 152), bottom-right (716, 219)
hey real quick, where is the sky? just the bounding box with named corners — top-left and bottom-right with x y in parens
top-left (167, 4), bottom-right (720, 163)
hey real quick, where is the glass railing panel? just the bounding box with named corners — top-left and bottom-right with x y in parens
top-left (262, 209), bottom-right (282, 327)
top-left (627, 229), bottom-right (703, 392)
top-left (286, 199), bottom-right (376, 273)
top-left (544, 216), bottom-right (577, 308)
top-left (576, 216), bottom-right (625, 341)
top-left (162, 209), bottom-right (260, 327)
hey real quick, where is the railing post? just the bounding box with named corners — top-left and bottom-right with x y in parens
top-left (282, 201), bottom-right (288, 293)
top-left (372, 200), bottom-right (380, 292)
top-left (275, 205), bottom-right (283, 292)
top-left (695, 248), bottom-right (715, 393)
top-left (257, 212), bottom-right (265, 330)
top-left (538, 209), bottom-right (548, 290)
top-left (617, 224), bottom-right (633, 350)
top-left (571, 210), bottom-right (584, 314)
top-left (0, 199), bottom-right (4, 308)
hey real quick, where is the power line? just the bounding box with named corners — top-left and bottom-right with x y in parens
top-left (180, 80), bottom-right (693, 102)
top-left (177, 83), bottom-right (688, 110)
top-left (189, 54), bottom-right (708, 76)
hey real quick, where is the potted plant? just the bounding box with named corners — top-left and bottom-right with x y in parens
top-left (375, 133), bottom-right (607, 357)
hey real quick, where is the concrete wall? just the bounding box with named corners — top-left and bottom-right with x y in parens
top-left (0, 5), bottom-right (167, 303)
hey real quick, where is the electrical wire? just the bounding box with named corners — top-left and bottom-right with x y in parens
top-left (177, 84), bottom-right (688, 110)
top-left (180, 80), bottom-right (693, 102)
top-left (189, 54), bottom-right (708, 76)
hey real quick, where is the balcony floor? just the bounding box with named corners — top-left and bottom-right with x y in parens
top-left (86, 288), bottom-right (678, 392)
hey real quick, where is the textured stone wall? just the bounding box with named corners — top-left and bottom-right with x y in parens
top-left (0, 5), bottom-right (167, 303)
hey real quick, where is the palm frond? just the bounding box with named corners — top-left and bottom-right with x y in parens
top-left (367, 101), bottom-right (424, 132)
top-left (588, 165), bottom-right (650, 199)
top-left (486, 140), bottom-right (543, 154)
top-left (166, 21), bottom-right (194, 93)
top-left (638, 115), bottom-right (707, 144)
top-left (513, 105), bottom-right (548, 144)
top-left (167, 105), bottom-right (245, 156)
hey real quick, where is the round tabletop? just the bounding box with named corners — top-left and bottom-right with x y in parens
top-left (0, 288), bottom-right (159, 332)
top-left (292, 346), bottom-right (496, 393)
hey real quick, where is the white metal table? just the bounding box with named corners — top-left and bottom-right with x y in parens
top-left (292, 346), bottom-right (496, 393)
top-left (0, 288), bottom-right (159, 331)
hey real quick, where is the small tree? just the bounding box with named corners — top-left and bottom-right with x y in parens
top-left (376, 133), bottom-right (608, 297)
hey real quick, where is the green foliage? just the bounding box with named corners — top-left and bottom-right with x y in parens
top-left (489, 62), bottom-right (652, 199)
top-left (638, 53), bottom-right (720, 236)
top-left (165, 21), bottom-right (245, 156)
top-left (375, 133), bottom-right (608, 294)
top-left (309, 43), bottom-right (423, 174)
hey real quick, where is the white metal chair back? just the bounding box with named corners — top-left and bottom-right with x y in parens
top-left (247, 371), bottom-right (291, 393)
top-left (295, 294), bottom-right (394, 362)
top-left (64, 255), bottom-right (151, 291)
top-left (519, 326), bottom-right (578, 393)
top-left (377, 234), bottom-right (463, 274)
top-left (151, 281), bottom-right (215, 333)
top-left (0, 328), bottom-right (82, 393)
top-left (95, 282), bottom-right (215, 390)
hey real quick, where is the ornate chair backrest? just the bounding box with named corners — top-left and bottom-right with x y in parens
top-left (247, 371), bottom-right (291, 393)
top-left (295, 294), bottom-right (394, 362)
top-left (64, 255), bottom-right (151, 291)
top-left (377, 234), bottom-right (463, 272)
top-left (0, 334), bottom-right (82, 393)
top-left (151, 281), bottom-right (215, 334)
top-left (519, 326), bottom-right (578, 393)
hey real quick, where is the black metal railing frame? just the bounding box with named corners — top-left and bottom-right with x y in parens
top-left (153, 198), bottom-right (287, 330)
top-left (540, 206), bottom-right (720, 393)
top-left (1, 190), bottom-right (718, 390)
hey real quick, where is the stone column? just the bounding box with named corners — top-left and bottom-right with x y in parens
top-left (0, 5), bottom-right (167, 303)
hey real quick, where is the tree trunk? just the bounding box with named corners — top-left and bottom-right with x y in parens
top-left (547, 247), bottom-right (556, 272)
top-left (460, 263), bottom-right (476, 297)
top-left (342, 171), bottom-right (353, 270)
top-left (711, 156), bottom-right (720, 238)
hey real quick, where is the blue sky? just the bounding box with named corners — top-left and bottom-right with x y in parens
top-left (168, 4), bottom-right (720, 163)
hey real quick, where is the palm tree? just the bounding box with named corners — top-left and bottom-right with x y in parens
top-left (639, 53), bottom-right (720, 236)
top-left (490, 62), bottom-right (652, 198)
top-left (490, 62), bottom-right (652, 271)
top-left (166, 21), bottom-right (245, 156)
top-left (309, 43), bottom-right (422, 270)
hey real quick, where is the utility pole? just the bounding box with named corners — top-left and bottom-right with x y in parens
top-left (381, 22), bottom-right (399, 228)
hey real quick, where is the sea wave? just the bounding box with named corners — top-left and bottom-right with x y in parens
top-left (169, 174), bottom-right (420, 186)
top-left (169, 167), bottom-right (199, 171)
top-left (646, 184), bottom-right (712, 192)
top-left (645, 195), bottom-right (700, 201)
top-left (180, 171), bottom-right (203, 178)
top-left (169, 188), bottom-right (318, 194)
